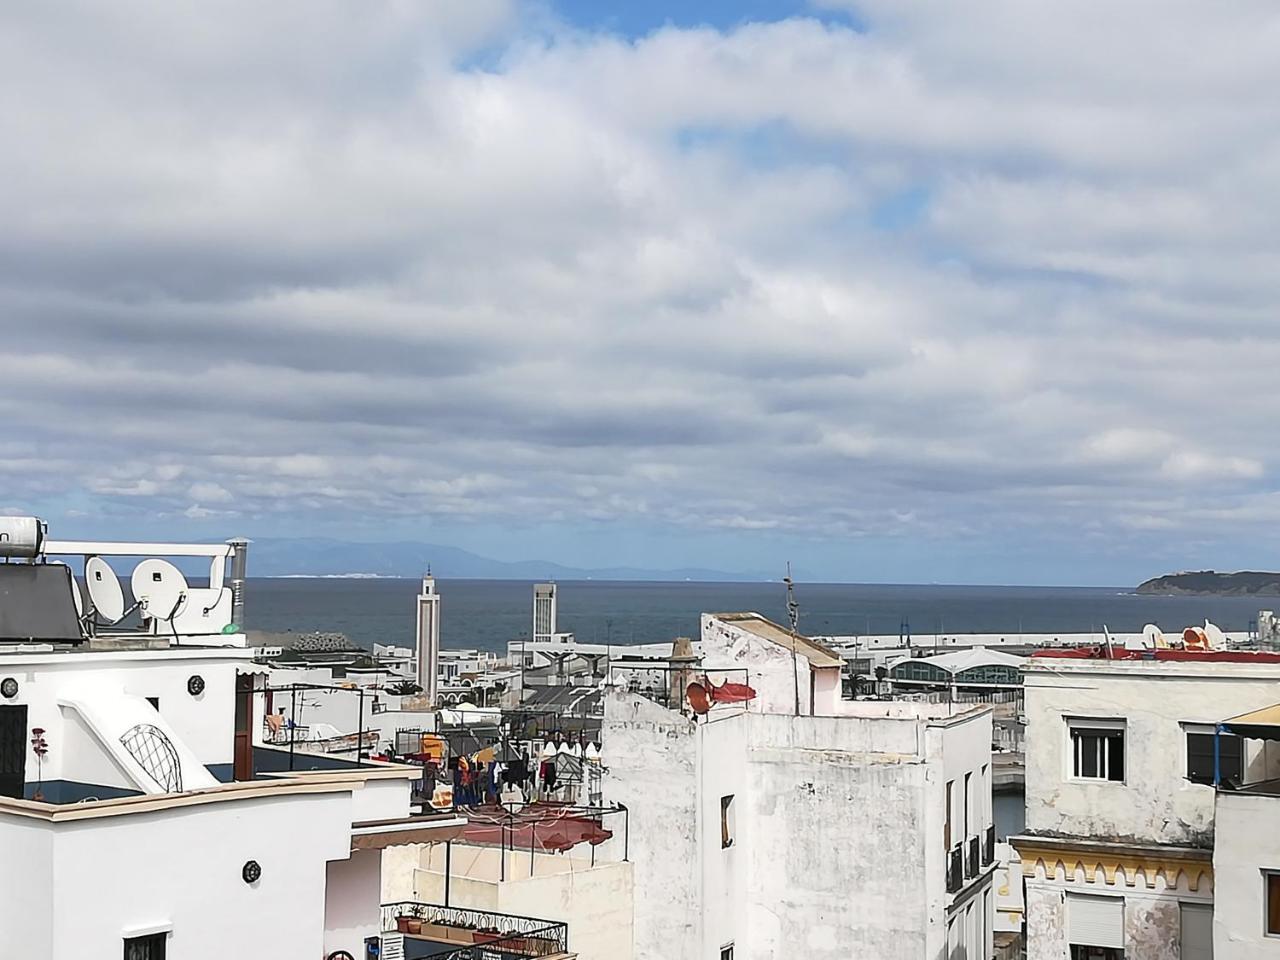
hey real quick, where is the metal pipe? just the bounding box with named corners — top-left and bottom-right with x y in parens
top-left (227, 537), bottom-right (250, 627)
top-left (289, 685), bottom-right (297, 772)
top-left (357, 687), bottom-right (365, 768)
top-left (444, 840), bottom-right (452, 906)
top-left (1214, 723), bottom-right (1223, 787)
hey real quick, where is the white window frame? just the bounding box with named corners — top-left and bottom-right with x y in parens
top-left (1265, 870), bottom-right (1280, 938)
top-left (1065, 717), bottom-right (1126, 784)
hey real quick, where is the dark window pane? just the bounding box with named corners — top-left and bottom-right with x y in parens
top-left (1269, 874), bottom-right (1280, 935)
top-left (1108, 734), bottom-right (1124, 781)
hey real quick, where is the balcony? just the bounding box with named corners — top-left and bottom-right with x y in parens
top-left (946, 844), bottom-right (963, 894)
top-left (381, 902), bottom-right (571, 959)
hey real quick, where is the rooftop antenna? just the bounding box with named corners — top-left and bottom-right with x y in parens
top-left (784, 562), bottom-right (801, 716)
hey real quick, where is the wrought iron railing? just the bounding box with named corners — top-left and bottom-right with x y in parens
top-left (946, 844), bottom-right (963, 893)
top-left (382, 902), bottom-right (568, 958)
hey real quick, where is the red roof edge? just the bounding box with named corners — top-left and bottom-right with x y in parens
top-left (1031, 646), bottom-right (1280, 663)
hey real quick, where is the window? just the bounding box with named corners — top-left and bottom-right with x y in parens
top-left (719, 944), bottom-right (734, 960)
top-left (720, 795), bottom-right (735, 849)
top-left (963, 772), bottom-right (972, 838)
top-left (124, 933), bottom-right (166, 960)
top-left (1185, 724), bottom-right (1242, 785)
top-left (145, 697), bottom-right (160, 712)
top-left (1267, 872), bottom-right (1280, 937)
top-left (1068, 719), bottom-right (1125, 782)
top-left (945, 780), bottom-right (954, 850)
top-left (1179, 902), bottom-right (1212, 960)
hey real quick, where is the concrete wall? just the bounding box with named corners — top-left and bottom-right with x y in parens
top-left (1, 789), bottom-right (355, 960)
top-left (3, 652), bottom-right (242, 788)
top-left (325, 847), bottom-right (382, 956)
top-left (745, 712), bottom-right (932, 960)
top-left (411, 844), bottom-right (635, 960)
top-left (1024, 659), bottom-right (1280, 845)
top-left (0, 819), bottom-right (52, 958)
top-left (1214, 791), bottom-right (1279, 957)
top-left (699, 712), bottom-right (748, 958)
top-left (603, 690), bottom-right (702, 960)
top-left (700, 614), bottom-right (814, 716)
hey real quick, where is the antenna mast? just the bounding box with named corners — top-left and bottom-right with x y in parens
top-left (784, 562), bottom-right (801, 716)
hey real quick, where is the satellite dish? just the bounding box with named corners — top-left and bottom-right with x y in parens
top-left (85, 557), bottom-right (125, 624)
top-left (1183, 626), bottom-right (1208, 650)
top-left (131, 559), bottom-right (189, 623)
top-left (1204, 620), bottom-right (1227, 650)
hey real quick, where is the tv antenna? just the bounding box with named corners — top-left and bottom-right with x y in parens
top-left (783, 562), bottom-right (801, 715)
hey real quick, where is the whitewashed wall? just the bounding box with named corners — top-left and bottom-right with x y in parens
top-left (325, 847), bottom-right (383, 957)
top-left (1, 651), bottom-right (245, 788)
top-left (0, 789), bottom-right (354, 960)
top-left (1213, 791), bottom-right (1278, 957)
top-left (699, 614), bottom-right (814, 715)
top-left (1024, 659), bottom-right (1280, 845)
top-left (603, 690), bottom-right (702, 960)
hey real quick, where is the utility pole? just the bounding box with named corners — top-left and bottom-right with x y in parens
top-left (784, 562), bottom-right (801, 716)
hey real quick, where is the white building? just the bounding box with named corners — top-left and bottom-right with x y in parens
top-left (384, 834), bottom-right (634, 960)
top-left (415, 574), bottom-right (441, 704)
top-left (1013, 646), bottom-right (1280, 960)
top-left (604, 612), bottom-right (995, 960)
top-left (0, 520), bottom-right (581, 960)
top-left (534, 583), bottom-right (558, 646)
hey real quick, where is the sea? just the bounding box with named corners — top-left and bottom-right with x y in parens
top-left (244, 578), bottom-right (1270, 655)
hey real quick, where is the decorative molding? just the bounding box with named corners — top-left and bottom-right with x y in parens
top-left (1015, 840), bottom-right (1212, 893)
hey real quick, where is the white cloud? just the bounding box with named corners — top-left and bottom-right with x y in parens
top-left (0, 1), bottom-right (1277, 578)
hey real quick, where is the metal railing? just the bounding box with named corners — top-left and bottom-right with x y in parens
top-left (946, 844), bottom-right (963, 893)
top-left (608, 661), bottom-right (753, 713)
top-left (382, 902), bottom-right (568, 958)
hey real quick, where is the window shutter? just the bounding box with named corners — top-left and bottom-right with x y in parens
top-left (1067, 894), bottom-right (1124, 948)
top-left (1180, 903), bottom-right (1212, 960)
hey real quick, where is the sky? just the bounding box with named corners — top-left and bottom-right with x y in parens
top-left (3, 1), bottom-right (1280, 585)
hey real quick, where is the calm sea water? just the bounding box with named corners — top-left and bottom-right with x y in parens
top-left (243, 579), bottom-right (1268, 654)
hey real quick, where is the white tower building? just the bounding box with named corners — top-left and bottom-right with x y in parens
top-left (415, 574), bottom-right (441, 703)
top-left (533, 582), bottom-right (557, 645)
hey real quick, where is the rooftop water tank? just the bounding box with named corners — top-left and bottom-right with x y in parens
top-left (0, 517), bottom-right (44, 559)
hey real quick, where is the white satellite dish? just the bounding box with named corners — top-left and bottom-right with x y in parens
top-left (1204, 620), bottom-right (1227, 650)
top-left (85, 557), bottom-right (125, 624)
top-left (131, 559), bottom-right (189, 623)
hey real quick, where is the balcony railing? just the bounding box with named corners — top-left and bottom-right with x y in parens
top-left (966, 835), bottom-right (980, 879)
top-left (382, 902), bottom-right (568, 959)
top-left (946, 844), bottom-right (963, 894)
top-left (982, 824), bottom-right (995, 866)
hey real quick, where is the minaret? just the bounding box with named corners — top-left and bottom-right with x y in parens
top-left (415, 573), bottom-right (441, 704)
top-left (533, 582), bottom-right (557, 645)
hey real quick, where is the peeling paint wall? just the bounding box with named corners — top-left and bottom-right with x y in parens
top-left (1024, 659), bottom-right (1280, 845)
top-left (605, 683), bottom-right (994, 960)
top-left (1024, 883), bottom-right (1068, 960)
top-left (700, 613), bottom-right (815, 715)
top-left (603, 690), bottom-right (703, 960)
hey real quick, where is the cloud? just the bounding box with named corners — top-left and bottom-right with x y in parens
top-left (0, 1), bottom-right (1277, 581)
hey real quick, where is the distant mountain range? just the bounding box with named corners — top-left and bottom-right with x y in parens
top-left (246, 537), bottom-right (754, 582)
top-left (1136, 570), bottom-right (1280, 596)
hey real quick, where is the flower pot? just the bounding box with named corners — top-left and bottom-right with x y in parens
top-left (405, 918), bottom-right (423, 935)
top-left (396, 916), bottom-right (413, 933)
